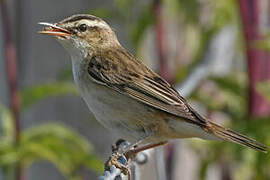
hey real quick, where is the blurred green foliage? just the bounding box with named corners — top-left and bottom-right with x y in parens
top-left (130, 4), bottom-right (155, 48)
top-left (0, 82), bottom-right (103, 180)
top-left (191, 75), bottom-right (270, 179)
top-left (20, 82), bottom-right (79, 110)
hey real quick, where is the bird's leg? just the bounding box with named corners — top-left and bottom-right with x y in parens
top-left (120, 126), bottom-right (159, 154)
top-left (112, 139), bottom-right (130, 153)
top-left (125, 141), bottom-right (168, 160)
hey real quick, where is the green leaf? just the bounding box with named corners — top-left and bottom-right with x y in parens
top-left (20, 82), bottom-right (79, 110)
top-left (256, 81), bottom-right (270, 102)
top-left (20, 123), bottom-right (103, 175)
top-left (0, 105), bottom-right (19, 177)
top-left (0, 104), bottom-right (15, 144)
top-left (0, 143), bottom-right (18, 166)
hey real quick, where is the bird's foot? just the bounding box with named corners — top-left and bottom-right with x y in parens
top-left (105, 139), bottom-right (133, 178)
top-left (104, 139), bottom-right (161, 179)
top-left (111, 139), bottom-right (141, 160)
top-left (104, 152), bottom-right (131, 177)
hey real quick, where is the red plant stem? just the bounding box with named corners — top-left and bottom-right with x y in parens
top-left (1, 0), bottom-right (22, 180)
top-left (153, 0), bottom-right (173, 83)
top-left (238, 0), bottom-right (270, 116)
top-left (1, 0), bottom-right (20, 146)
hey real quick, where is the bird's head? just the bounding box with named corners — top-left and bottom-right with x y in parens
top-left (39, 14), bottom-right (120, 57)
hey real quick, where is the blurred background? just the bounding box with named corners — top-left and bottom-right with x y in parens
top-left (0, 0), bottom-right (270, 180)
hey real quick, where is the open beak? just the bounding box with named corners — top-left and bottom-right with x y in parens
top-left (38, 22), bottom-right (72, 37)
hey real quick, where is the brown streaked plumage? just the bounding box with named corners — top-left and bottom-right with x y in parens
top-left (39, 14), bottom-right (268, 153)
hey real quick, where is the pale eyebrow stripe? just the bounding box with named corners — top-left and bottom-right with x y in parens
top-left (82, 20), bottom-right (108, 28)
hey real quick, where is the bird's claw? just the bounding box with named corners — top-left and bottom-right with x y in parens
top-left (105, 152), bottom-right (131, 177)
top-left (105, 139), bottom-right (133, 178)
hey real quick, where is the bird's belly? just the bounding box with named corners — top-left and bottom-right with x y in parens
top-left (76, 76), bottom-right (156, 142)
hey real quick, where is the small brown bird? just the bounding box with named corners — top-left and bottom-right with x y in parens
top-left (39, 14), bottom-right (267, 153)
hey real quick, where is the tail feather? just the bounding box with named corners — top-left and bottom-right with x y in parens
top-left (207, 121), bottom-right (268, 153)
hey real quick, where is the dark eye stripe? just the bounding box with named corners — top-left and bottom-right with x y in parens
top-left (60, 14), bottom-right (102, 23)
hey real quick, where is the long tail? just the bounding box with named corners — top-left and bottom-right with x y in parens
top-left (207, 121), bottom-right (268, 153)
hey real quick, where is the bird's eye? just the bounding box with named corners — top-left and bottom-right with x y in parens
top-left (78, 24), bottom-right (87, 32)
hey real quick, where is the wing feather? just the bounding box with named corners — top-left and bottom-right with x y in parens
top-left (87, 51), bottom-right (206, 126)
